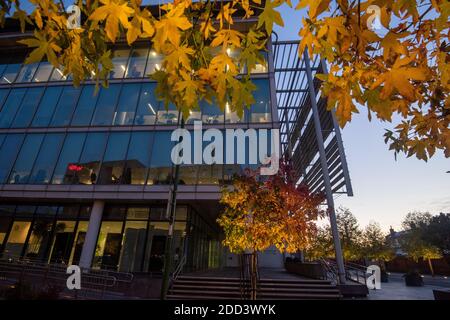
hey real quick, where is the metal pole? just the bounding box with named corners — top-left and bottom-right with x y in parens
top-left (160, 116), bottom-right (185, 300)
top-left (303, 51), bottom-right (346, 284)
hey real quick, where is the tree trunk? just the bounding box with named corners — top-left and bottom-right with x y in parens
top-left (251, 251), bottom-right (258, 300)
top-left (428, 258), bottom-right (435, 277)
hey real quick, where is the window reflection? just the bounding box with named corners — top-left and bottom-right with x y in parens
top-left (76, 132), bottom-right (108, 184)
top-left (24, 219), bottom-right (53, 260)
top-left (201, 100), bottom-right (224, 124)
top-left (33, 61), bottom-right (53, 82)
top-left (29, 133), bottom-right (65, 184)
top-left (113, 83), bottom-right (140, 125)
top-left (15, 63), bottom-right (39, 83)
top-left (156, 103), bottom-right (179, 125)
top-left (119, 220), bottom-right (147, 272)
top-left (110, 49), bottom-right (130, 79)
top-left (145, 50), bottom-right (163, 75)
top-left (51, 133), bottom-right (86, 184)
top-left (9, 134), bottom-right (44, 184)
top-left (93, 221), bottom-right (124, 270)
top-left (49, 67), bottom-right (67, 81)
top-left (123, 132), bottom-right (153, 184)
top-left (125, 48), bottom-right (149, 78)
top-left (147, 132), bottom-right (174, 185)
top-left (11, 87), bottom-right (44, 128)
top-left (31, 86), bottom-right (63, 127)
top-left (0, 134), bottom-right (25, 184)
top-left (71, 85), bottom-right (98, 126)
top-left (91, 84), bottom-right (121, 126)
top-left (0, 88), bottom-right (26, 128)
top-left (134, 83), bottom-right (157, 125)
top-left (50, 86), bottom-right (81, 127)
top-left (48, 221), bottom-right (76, 264)
top-left (98, 132), bottom-right (130, 184)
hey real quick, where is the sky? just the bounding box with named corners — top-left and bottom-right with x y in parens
top-left (274, 5), bottom-right (450, 232)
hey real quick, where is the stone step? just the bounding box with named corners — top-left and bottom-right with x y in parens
top-left (167, 294), bottom-right (242, 300)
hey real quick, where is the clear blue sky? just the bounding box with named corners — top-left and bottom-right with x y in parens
top-left (275, 5), bottom-right (450, 231)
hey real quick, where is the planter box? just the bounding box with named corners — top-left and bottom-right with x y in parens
top-left (285, 261), bottom-right (326, 279)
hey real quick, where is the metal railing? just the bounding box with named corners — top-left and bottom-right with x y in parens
top-left (320, 258), bottom-right (368, 285)
top-left (0, 256), bottom-right (134, 299)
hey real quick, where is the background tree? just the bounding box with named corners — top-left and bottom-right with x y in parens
top-left (400, 211), bottom-right (443, 276)
top-left (422, 213), bottom-right (450, 254)
top-left (336, 206), bottom-right (363, 261)
top-left (361, 222), bottom-right (395, 269)
top-left (0, 0), bottom-right (448, 160)
top-left (304, 226), bottom-right (334, 260)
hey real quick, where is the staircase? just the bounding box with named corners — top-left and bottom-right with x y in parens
top-left (167, 275), bottom-right (341, 300)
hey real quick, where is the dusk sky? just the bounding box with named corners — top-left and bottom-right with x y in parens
top-left (275, 5), bottom-right (450, 231)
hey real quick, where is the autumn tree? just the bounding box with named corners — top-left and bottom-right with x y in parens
top-left (335, 206), bottom-right (363, 261)
top-left (218, 161), bottom-right (325, 297)
top-left (304, 226), bottom-right (334, 261)
top-left (0, 0), bottom-right (448, 160)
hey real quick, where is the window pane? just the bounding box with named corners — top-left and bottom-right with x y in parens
top-left (51, 133), bottom-right (86, 184)
top-left (3, 221), bottom-right (31, 259)
top-left (11, 87), bottom-right (44, 128)
top-left (29, 133), bottom-right (65, 184)
top-left (123, 132), bottom-right (153, 184)
top-left (48, 220), bottom-right (76, 264)
top-left (134, 83), bottom-right (157, 125)
top-left (125, 48), bottom-right (149, 78)
top-left (0, 55), bottom-right (24, 84)
top-left (33, 61), bottom-right (53, 82)
top-left (0, 134), bottom-right (25, 183)
top-left (248, 79), bottom-right (271, 123)
top-left (113, 83), bottom-right (140, 125)
top-left (126, 207), bottom-right (149, 220)
top-left (119, 220), bottom-right (148, 272)
top-left (9, 134), bottom-right (45, 184)
top-left (71, 85), bottom-right (97, 126)
top-left (31, 86), bottom-right (63, 127)
top-left (98, 132), bottom-right (130, 184)
top-left (225, 102), bottom-right (242, 123)
top-left (76, 132), bottom-right (108, 184)
top-left (110, 49), bottom-right (130, 79)
top-left (0, 217), bottom-right (12, 247)
top-left (250, 52), bottom-right (268, 73)
top-left (91, 84), bottom-right (121, 126)
top-left (93, 221), bottom-right (124, 270)
top-left (0, 56), bottom-right (8, 79)
top-left (24, 218), bottom-right (54, 260)
top-left (156, 102), bottom-right (179, 125)
top-left (71, 221), bottom-right (88, 265)
top-left (147, 131), bottom-right (174, 185)
top-left (49, 66), bottom-right (67, 81)
top-left (0, 88), bottom-right (9, 109)
top-left (201, 100), bottom-right (224, 124)
top-left (16, 63), bottom-right (39, 83)
top-left (50, 86), bottom-right (81, 127)
top-left (0, 88), bottom-right (26, 128)
top-left (145, 50), bottom-right (163, 75)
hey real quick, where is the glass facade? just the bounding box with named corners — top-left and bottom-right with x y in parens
top-left (0, 42), bottom-right (273, 274)
top-left (0, 203), bottom-right (220, 273)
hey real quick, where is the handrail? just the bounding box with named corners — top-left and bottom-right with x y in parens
top-left (323, 258), bottom-right (368, 285)
top-left (172, 255), bottom-right (186, 282)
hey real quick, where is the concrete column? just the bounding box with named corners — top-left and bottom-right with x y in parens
top-left (79, 200), bottom-right (105, 269)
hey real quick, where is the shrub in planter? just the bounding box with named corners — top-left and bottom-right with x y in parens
top-left (403, 271), bottom-right (424, 287)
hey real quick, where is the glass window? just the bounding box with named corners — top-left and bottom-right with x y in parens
top-left (248, 79), bottom-right (271, 123)
top-left (123, 132), bottom-right (153, 185)
top-left (0, 88), bottom-right (9, 109)
top-left (186, 108), bottom-right (202, 124)
top-left (125, 48), bottom-right (149, 78)
top-left (145, 50), bottom-right (163, 75)
top-left (0, 88), bottom-right (26, 128)
top-left (49, 66), bottom-right (67, 81)
top-left (91, 84), bottom-right (121, 126)
top-left (119, 220), bottom-right (148, 272)
top-left (35, 206), bottom-right (58, 217)
top-left (24, 218), bottom-right (54, 260)
top-left (50, 86), bottom-right (81, 127)
top-left (16, 63), bottom-right (39, 83)
top-left (201, 100), bottom-right (224, 124)
top-left (11, 87), bottom-right (45, 128)
top-left (0, 204), bottom-right (15, 216)
top-left (71, 85), bottom-right (98, 126)
top-left (0, 217), bottom-right (12, 247)
top-left (3, 221), bottom-right (31, 259)
top-left (156, 102), bottom-right (179, 125)
top-left (8, 134), bottom-right (45, 184)
top-left (31, 86), bottom-right (63, 127)
top-left (15, 205), bottom-right (36, 217)
top-left (103, 206), bottom-right (127, 220)
top-left (113, 83), bottom-right (140, 125)
top-left (29, 133), bottom-right (65, 184)
top-left (110, 49), bottom-right (130, 79)
top-left (250, 51), bottom-right (268, 73)
top-left (98, 132), bottom-right (130, 184)
top-left (134, 83), bottom-right (157, 125)
top-left (0, 134), bottom-right (25, 183)
top-left (57, 205), bottom-right (80, 219)
top-left (76, 132), bottom-right (108, 184)
top-left (48, 220), bottom-right (76, 264)
top-left (93, 221), bottom-right (124, 270)
top-left (0, 56), bottom-right (8, 80)
top-left (126, 207), bottom-right (149, 220)
top-left (197, 132), bottom-right (223, 185)
top-left (0, 54), bottom-right (25, 84)
top-left (225, 102), bottom-right (242, 123)
top-left (147, 131), bottom-right (175, 185)
top-left (51, 133), bottom-right (87, 184)
top-left (33, 61), bottom-right (53, 82)
top-left (70, 220), bottom-right (89, 265)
